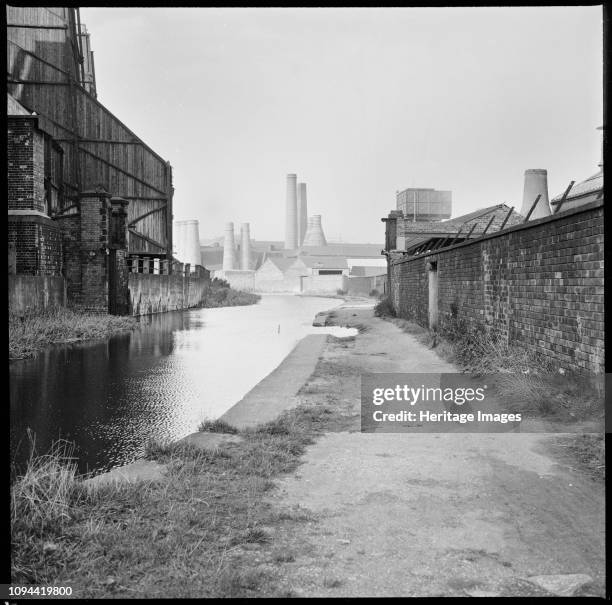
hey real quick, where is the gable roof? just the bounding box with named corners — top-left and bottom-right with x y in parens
top-left (262, 256), bottom-right (295, 272)
top-left (400, 204), bottom-right (522, 235)
top-left (551, 171), bottom-right (603, 204)
top-left (400, 204), bottom-right (525, 254)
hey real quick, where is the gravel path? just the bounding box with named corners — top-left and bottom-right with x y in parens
top-left (268, 306), bottom-right (605, 597)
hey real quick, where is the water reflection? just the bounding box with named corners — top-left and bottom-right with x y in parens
top-left (10, 296), bottom-right (354, 475)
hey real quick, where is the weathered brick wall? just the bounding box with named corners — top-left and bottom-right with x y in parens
top-left (8, 215), bottom-right (62, 276)
top-left (77, 193), bottom-right (112, 312)
top-left (55, 213), bottom-right (82, 302)
top-left (8, 117), bottom-right (45, 213)
top-left (389, 201), bottom-right (604, 373)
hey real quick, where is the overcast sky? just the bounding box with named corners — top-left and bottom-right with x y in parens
top-left (81, 6), bottom-right (602, 244)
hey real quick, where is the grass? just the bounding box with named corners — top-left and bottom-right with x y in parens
top-left (374, 297), bottom-right (396, 318)
top-left (9, 307), bottom-right (137, 360)
top-left (202, 278), bottom-right (260, 308)
top-left (198, 418), bottom-right (240, 434)
top-left (10, 401), bottom-right (343, 597)
top-left (554, 433), bottom-right (605, 481)
top-left (380, 310), bottom-right (604, 418)
top-left (374, 300), bottom-right (605, 476)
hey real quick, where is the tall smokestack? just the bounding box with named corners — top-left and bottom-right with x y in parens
top-left (173, 220), bottom-right (187, 261)
top-left (297, 182), bottom-right (308, 247)
top-left (302, 215), bottom-right (327, 247)
top-left (521, 169), bottom-right (551, 220)
top-left (285, 173), bottom-right (298, 249)
top-left (240, 222), bottom-right (251, 270)
top-left (183, 219), bottom-right (201, 270)
top-left (222, 222), bottom-right (236, 271)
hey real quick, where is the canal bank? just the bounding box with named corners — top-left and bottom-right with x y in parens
top-left (12, 302), bottom-right (604, 597)
top-left (10, 295), bottom-right (357, 475)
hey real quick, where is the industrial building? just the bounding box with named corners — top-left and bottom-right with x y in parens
top-left (210, 172), bottom-right (388, 295)
top-left (550, 128), bottom-right (604, 212)
top-left (382, 135), bottom-right (604, 373)
top-left (396, 187), bottom-right (452, 222)
top-left (7, 6), bottom-right (208, 315)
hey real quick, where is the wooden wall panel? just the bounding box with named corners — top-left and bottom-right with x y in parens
top-left (7, 6), bottom-right (173, 256)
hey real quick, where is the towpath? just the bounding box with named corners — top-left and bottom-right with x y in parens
top-left (259, 304), bottom-right (605, 597)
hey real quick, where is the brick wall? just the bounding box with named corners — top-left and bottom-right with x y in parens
top-left (8, 117), bottom-right (46, 213)
top-left (8, 215), bottom-right (62, 276)
top-left (388, 201), bottom-right (604, 373)
top-left (77, 192), bottom-right (112, 312)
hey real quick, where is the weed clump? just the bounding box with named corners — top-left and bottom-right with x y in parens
top-left (374, 297), bottom-right (396, 318)
top-left (198, 419), bottom-right (239, 434)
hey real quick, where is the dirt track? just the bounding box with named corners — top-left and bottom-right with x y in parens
top-left (265, 305), bottom-right (605, 597)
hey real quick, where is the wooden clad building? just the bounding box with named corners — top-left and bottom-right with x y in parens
top-left (7, 6), bottom-right (173, 258)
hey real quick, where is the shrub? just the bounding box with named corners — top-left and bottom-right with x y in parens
top-left (369, 289), bottom-right (380, 297)
top-left (374, 297), bottom-right (396, 318)
top-left (211, 277), bottom-right (230, 288)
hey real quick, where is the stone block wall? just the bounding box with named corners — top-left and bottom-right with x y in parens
top-left (388, 201), bottom-right (604, 373)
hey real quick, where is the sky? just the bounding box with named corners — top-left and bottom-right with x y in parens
top-left (80, 6), bottom-right (603, 244)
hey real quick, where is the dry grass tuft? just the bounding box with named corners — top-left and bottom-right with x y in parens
top-left (9, 307), bottom-right (137, 360)
top-left (11, 398), bottom-right (343, 596)
top-left (198, 418), bottom-right (239, 434)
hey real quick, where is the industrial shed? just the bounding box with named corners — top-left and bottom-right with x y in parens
top-left (7, 6), bottom-right (174, 259)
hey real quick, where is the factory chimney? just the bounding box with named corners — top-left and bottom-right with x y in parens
top-left (240, 222), bottom-right (251, 270)
top-left (222, 222), bottom-right (236, 271)
top-left (297, 182), bottom-right (308, 247)
top-left (172, 220), bottom-right (183, 260)
top-left (285, 174), bottom-right (298, 249)
top-left (302, 215), bottom-right (327, 247)
top-left (183, 219), bottom-right (201, 270)
top-left (520, 169), bottom-right (551, 220)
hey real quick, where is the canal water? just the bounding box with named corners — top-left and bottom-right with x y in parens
top-left (10, 295), bottom-right (355, 476)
